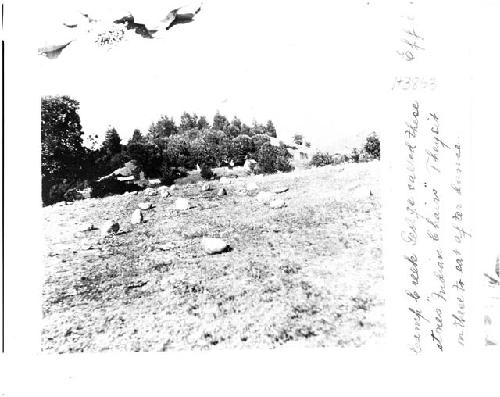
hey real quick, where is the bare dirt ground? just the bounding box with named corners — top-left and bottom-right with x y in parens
top-left (41, 161), bottom-right (384, 352)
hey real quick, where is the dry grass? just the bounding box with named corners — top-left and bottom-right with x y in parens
top-left (41, 161), bottom-right (383, 352)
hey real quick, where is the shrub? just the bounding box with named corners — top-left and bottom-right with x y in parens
top-left (364, 132), bottom-right (380, 159)
top-left (89, 177), bottom-right (139, 198)
top-left (230, 134), bottom-right (254, 165)
top-left (256, 143), bottom-right (293, 174)
top-left (310, 152), bottom-right (335, 167)
top-left (160, 165), bottom-right (188, 186)
top-left (45, 180), bottom-right (71, 205)
top-left (200, 164), bottom-right (215, 180)
top-left (274, 146), bottom-right (293, 172)
top-left (351, 148), bottom-right (360, 163)
top-left (251, 134), bottom-right (270, 156)
top-left (165, 134), bottom-right (195, 169)
top-left (63, 188), bottom-right (84, 202)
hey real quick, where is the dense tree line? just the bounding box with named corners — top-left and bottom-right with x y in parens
top-left (41, 96), bottom-right (287, 205)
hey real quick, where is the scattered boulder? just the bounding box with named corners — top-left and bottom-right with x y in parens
top-left (100, 220), bottom-right (119, 236)
top-left (175, 198), bottom-right (191, 210)
top-left (130, 191), bottom-right (138, 196)
top-left (219, 177), bottom-right (231, 185)
top-left (243, 158), bottom-right (257, 173)
top-left (131, 209), bottom-right (143, 224)
top-left (80, 223), bottom-right (96, 232)
top-left (256, 191), bottom-right (275, 204)
top-left (201, 183), bottom-right (211, 192)
top-left (217, 187), bottom-right (227, 196)
top-left (269, 199), bottom-right (286, 209)
top-left (272, 186), bottom-right (289, 194)
top-left (158, 186), bottom-right (170, 198)
top-left (169, 185), bottom-right (177, 191)
top-left (202, 237), bottom-right (229, 255)
top-left (138, 202), bottom-right (153, 210)
top-left (144, 187), bottom-right (157, 196)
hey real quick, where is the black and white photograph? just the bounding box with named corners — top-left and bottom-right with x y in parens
top-left (38, 0), bottom-right (384, 353)
top-left (3, 0), bottom-right (500, 395)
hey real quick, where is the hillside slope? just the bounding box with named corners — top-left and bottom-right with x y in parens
top-left (42, 161), bottom-right (383, 352)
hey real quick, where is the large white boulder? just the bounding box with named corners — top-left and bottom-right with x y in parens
top-left (175, 198), bottom-right (191, 210)
top-left (202, 237), bottom-right (229, 255)
top-left (131, 209), bottom-right (143, 224)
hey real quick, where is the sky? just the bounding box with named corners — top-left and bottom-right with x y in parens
top-left (36, 0), bottom-right (395, 152)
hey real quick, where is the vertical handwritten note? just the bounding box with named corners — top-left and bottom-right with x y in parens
top-left (386, 1), bottom-right (473, 352)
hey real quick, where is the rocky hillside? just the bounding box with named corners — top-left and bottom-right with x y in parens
top-left (42, 161), bottom-right (383, 352)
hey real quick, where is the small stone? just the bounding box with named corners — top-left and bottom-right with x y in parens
top-left (272, 186), bottom-right (289, 194)
top-left (144, 187), bottom-right (157, 196)
top-left (169, 185), bottom-right (177, 191)
top-left (159, 188), bottom-right (170, 198)
top-left (130, 191), bottom-right (139, 196)
top-left (256, 191), bottom-right (274, 204)
top-left (175, 198), bottom-right (191, 210)
top-left (219, 177), bottom-right (231, 185)
top-left (138, 202), bottom-right (153, 210)
top-left (202, 237), bottom-right (229, 255)
top-left (269, 199), bottom-right (286, 209)
top-left (201, 183), bottom-right (211, 191)
top-left (80, 223), bottom-right (95, 232)
top-left (217, 188), bottom-right (227, 196)
top-left (246, 182), bottom-right (258, 191)
top-left (131, 209), bottom-right (143, 224)
top-left (100, 220), bottom-right (119, 236)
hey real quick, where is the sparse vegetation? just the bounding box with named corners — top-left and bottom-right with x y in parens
top-left (364, 132), bottom-right (380, 160)
top-left (42, 162), bottom-right (383, 352)
top-left (310, 152), bottom-right (336, 167)
top-left (256, 143), bottom-right (293, 174)
top-left (200, 164), bottom-right (215, 180)
top-left (89, 177), bottom-right (140, 198)
top-left (160, 165), bottom-right (188, 186)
